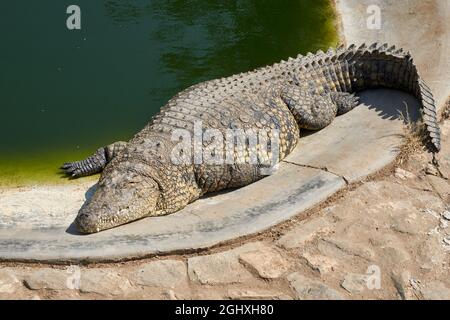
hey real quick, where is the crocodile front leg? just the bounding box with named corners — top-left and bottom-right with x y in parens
top-left (61, 141), bottom-right (127, 177)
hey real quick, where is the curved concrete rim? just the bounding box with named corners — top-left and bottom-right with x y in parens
top-left (1, 0), bottom-right (449, 263)
top-left (0, 90), bottom-right (422, 263)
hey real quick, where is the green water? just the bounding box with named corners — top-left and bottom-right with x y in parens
top-left (0, 0), bottom-right (338, 186)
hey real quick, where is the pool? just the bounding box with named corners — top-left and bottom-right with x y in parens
top-left (0, 0), bottom-right (338, 185)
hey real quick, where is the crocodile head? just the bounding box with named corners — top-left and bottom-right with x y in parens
top-left (74, 159), bottom-right (160, 234)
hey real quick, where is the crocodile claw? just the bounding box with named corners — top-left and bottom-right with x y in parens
top-left (61, 161), bottom-right (85, 178)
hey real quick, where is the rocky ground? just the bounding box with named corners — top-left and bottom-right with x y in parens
top-left (1, 115), bottom-right (449, 300)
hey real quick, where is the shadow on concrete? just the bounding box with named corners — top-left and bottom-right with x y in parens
top-left (286, 88), bottom-right (423, 182)
top-left (65, 222), bottom-right (83, 235)
top-left (359, 89), bottom-right (424, 153)
top-left (300, 89), bottom-right (421, 139)
top-left (358, 89), bottom-right (420, 123)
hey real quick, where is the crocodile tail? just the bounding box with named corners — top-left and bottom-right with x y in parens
top-left (297, 43), bottom-right (441, 152)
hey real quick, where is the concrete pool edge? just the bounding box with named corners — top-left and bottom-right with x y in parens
top-left (0, 90), bottom-right (423, 263)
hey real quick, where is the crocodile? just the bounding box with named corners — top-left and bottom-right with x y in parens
top-left (62, 43), bottom-right (441, 234)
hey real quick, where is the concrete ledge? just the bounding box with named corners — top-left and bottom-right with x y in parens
top-left (0, 164), bottom-right (344, 262)
top-left (0, 89), bottom-right (418, 263)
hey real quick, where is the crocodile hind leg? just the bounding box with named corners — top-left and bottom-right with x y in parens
top-left (281, 85), bottom-right (337, 130)
top-left (281, 84), bottom-right (359, 130)
top-left (61, 141), bottom-right (127, 178)
top-left (329, 92), bottom-right (360, 115)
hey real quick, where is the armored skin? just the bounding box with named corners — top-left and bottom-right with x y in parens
top-left (63, 43), bottom-right (441, 233)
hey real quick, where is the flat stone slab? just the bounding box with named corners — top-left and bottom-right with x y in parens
top-left (0, 89), bottom-right (422, 262)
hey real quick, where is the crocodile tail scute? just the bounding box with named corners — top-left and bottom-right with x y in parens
top-left (417, 77), bottom-right (441, 151)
